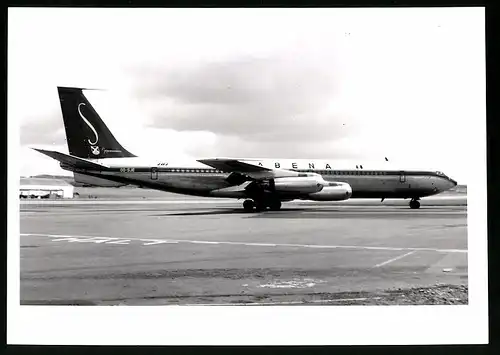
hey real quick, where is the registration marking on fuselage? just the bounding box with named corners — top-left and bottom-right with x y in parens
top-left (20, 233), bottom-right (467, 253)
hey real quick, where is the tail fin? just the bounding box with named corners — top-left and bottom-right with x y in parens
top-left (57, 86), bottom-right (136, 159)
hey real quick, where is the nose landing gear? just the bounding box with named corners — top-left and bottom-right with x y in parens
top-left (409, 199), bottom-right (421, 209)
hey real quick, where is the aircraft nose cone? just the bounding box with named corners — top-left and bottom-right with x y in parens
top-left (450, 178), bottom-right (458, 186)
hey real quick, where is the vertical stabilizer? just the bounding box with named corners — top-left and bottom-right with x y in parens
top-left (57, 86), bottom-right (136, 159)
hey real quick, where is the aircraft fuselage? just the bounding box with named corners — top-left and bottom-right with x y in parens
top-left (66, 158), bottom-right (457, 200)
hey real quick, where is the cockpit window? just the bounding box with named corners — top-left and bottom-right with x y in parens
top-left (435, 171), bottom-right (450, 179)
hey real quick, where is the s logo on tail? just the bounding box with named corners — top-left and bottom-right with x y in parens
top-left (78, 103), bottom-right (99, 145)
top-left (57, 86), bottom-right (136, 159)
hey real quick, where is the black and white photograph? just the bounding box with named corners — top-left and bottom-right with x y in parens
top-left (8, 7), bottom-right (487, 345)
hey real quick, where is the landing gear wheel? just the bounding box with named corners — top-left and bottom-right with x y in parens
top-left (409, 200), bottom-right (421, 209)
top-left (269, 200), bottom-right (282, 211)
top-left (243, 199), bottom-right (255, 212)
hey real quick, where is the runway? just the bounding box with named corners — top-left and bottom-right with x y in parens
top-left (19, 196), bottom-right (468, 305)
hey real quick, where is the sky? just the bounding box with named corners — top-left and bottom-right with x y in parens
top-left (9, 8), bottom-right (485, 184)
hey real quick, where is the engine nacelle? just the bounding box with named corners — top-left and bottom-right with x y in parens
top-left (307, 182), bottom-right (352, 201)
top-left (273, 176), bottom-right (324, 194)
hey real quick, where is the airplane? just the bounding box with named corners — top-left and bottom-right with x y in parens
top-left (33, 86), bottom-right (458, 212)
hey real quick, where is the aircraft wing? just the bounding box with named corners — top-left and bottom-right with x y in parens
top-left (198, 158), bottom-right (298, 180)
top-left (32, 148), bottom-right (109, 170)
top-left (197, 158), bottom-right (271, 173)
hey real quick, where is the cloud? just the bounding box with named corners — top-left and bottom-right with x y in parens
top-left (20, 110), bottom-right (65, 146)
top-left (184, 134), bottom-right (364, 160)
top-left (130, 51), bottom-right (355, 147)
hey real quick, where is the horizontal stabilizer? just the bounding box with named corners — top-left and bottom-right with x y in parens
top-left (32, 148), bottom-right (109, 170)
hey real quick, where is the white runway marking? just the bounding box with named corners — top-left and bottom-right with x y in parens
top-left (189, 241), bottom-right (221, 245)
top-left (19, 195), bottom-right (466, 205)
top-left (20, 233), bottom-right (467, 253)
top-left (140, 239), bottom-right (178, 245)
top-left (88, 238), bottom-right (117, 244)
top-left (372, 250), bottom-right (417, 268)
top-left (246, 243), bottom-right (277, 247)
top-left (51, 237), bottom-right (83, 242)
top-left (182, 297), bottom-right (382, 306)
top-left (106, 239), bottom-right (131, 245)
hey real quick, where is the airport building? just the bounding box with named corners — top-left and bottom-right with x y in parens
top-left (19, 178), bottom-right (74, 199)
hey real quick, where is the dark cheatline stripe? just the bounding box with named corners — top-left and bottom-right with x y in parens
top-left (295, 170), bottom-right (446, 177)
top-left (106, 168), bottom-right (226, 174)
top-left (104, 167), bottom-right (445, 178)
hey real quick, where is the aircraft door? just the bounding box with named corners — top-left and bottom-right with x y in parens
top-left (399, 171), bottom-right (406, 183)
top-left (151, 167), bottom-right (158, 180)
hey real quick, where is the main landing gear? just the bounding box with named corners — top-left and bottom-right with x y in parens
top-left (243, 199), bottom-right (255, 212)
top-left (242, 199), bottom-right (282, 212)
top-left (409, 199), bottom-right (421, 209)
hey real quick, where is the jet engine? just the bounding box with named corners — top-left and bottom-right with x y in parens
top-left (307, 182), bottom-right (352, 201)
top-left (273, 176), bottom-right (325, 194)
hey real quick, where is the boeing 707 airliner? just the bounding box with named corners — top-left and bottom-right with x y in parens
top-left (34, 87), bottom-right (457, 211)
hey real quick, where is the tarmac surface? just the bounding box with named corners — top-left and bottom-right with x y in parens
top-left (19, 194), bottom-right (468, 305)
